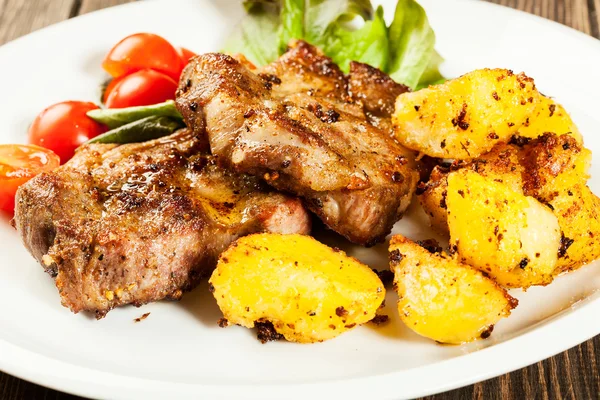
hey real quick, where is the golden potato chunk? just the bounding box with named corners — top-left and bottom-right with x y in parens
top-left (390, 235), bottom-right (517, 344)
top-left (518, 95), bottom-right (583, 144)
top-left (418, 134), bottom-right (590, 239)
top-left (418, 145), bottom-right (525, 234)
top-left (447, 170), bottom-right (561, 288)
top-left (417, 133), bottom-right (597, 286)
top-left (209, 233), bottom-right (385, 343)
top-left (550, 184), bottom-right (600, 274)
top-left (418, 167), bottom-right (450, 234)
top-left (393, 69), bottom-right (539, 159)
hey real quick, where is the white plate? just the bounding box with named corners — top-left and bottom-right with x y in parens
top-left (0, 0), bottom-right (599, 399)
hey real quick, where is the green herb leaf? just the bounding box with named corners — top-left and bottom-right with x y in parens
top-left (87, 101), bottom-right (182, 129)
top-left (86, 116), bottom-right (184, 144)
top-left (387, 0), bottom-right (438, 89)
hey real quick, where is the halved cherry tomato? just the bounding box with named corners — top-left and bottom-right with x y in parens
top-left (176, 47), bottom-right (197, 68)
top-left (102, 33), bottom-right (182, 81)
top-left (0, 144), bottom-right (60, 213)
top-left (29, 101), bottom-right (107, 163)
top-left (104, 69), bottom-right (178, 109)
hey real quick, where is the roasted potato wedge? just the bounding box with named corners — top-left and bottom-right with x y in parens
top-left (393, 69), bottom-right (539, 159)
top-left (389, 235), bottom-right (517, 344)
top-left (209, 233), bottom-right (385, 343)
top-left (419, 134), bottom-right (590, 238)
top-left (518, 136), bottom-right (594, 275)
top-left (518, 95), bottom-right (583, 144)
top-left (550, 184), bottom-right (600, 274)
top-left (447, 170), bottom-right (561, 288)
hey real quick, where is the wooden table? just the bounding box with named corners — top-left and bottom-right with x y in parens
top-left (0, 0), bottom-right (598, 399)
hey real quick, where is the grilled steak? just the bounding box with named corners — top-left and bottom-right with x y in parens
top-left (14, 129), bottom-right (310, 318)
top-left (176, 40), bottom-right (418, 246)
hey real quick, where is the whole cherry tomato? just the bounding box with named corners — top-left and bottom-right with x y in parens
top-left (104, 69), bottom-right (178, 109)
top-left (102, 33), bottom-right (182, 81)
top-left (29, 101), bottom-right (107, 163)
top-left (0, 144), bottom-right (60, 213)
top-left (176, 47), bottom-right (197, 68)
top-left (102, 76), bottom-right (123, 104)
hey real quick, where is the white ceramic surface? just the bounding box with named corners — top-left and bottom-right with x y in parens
top-left (0, 1), bottom-right (598, 399)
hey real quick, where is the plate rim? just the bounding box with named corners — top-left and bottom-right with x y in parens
top-left (2, 294), bottom-right (598, 400)
top-left (0, 0), bottom-right (599, 399)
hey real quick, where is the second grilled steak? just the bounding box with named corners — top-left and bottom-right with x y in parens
top-left (176, 40), bottom-right (418, 246)
top-left (14, 129), bottom-right (310, 318)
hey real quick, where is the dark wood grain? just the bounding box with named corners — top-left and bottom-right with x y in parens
top-left (0, 1), bottom-right (598, 399)
top-left (488, 0), bottom-right (595, 34)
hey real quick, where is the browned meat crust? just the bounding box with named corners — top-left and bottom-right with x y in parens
top-left (176, 41), bottom-right (418, 245)
top-left (14, 129), bottom-right (310, 318)
top-left (347, 61), bottom-right (410, 133)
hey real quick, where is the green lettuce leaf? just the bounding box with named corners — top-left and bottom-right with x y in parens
top-left (279, 0), bottom-right (376, 68)
top-left (279, 0), bottom-right (305, 53)
top-left (222, 1), bottom-right (281, 66)
top-left (387, 0), bottom-right (437, 88)
top-left (304, 0), bottom-right (373, 41)
top-left (320, 6), bottom-right (389, 72)
top-left (225, 0), bottom-right (444, 88)
top-left (415, 49), bottom-right (445, 89)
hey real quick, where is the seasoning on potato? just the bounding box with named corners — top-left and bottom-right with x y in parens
top-left (209, 233), bottom-right (385, 343)
top-left (519, 133), bottom-right (591, 202)
top-left (393, 68), bottom-right (539, 159)
top-left (447, 169), bottom-right (561, 288)
top-left (389, 235), bottom-right (517, 345)
top-left (517, 95), bottom-right (583, 144)
top-left (550, 183), bottom-right (600, 274)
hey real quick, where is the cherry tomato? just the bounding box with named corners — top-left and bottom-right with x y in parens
top-left (102, 33), bottom-right (182, 81)
top-left (29, 101), bottom-right (107, 163)
top-left (104, 69), bottom-right (178, 109)
top-left (0, 144), bottom-right (60, 213)
top-left (102, 76), bottom-right (123, 104)
top-left (176, 47), bottom-right (197, 67)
